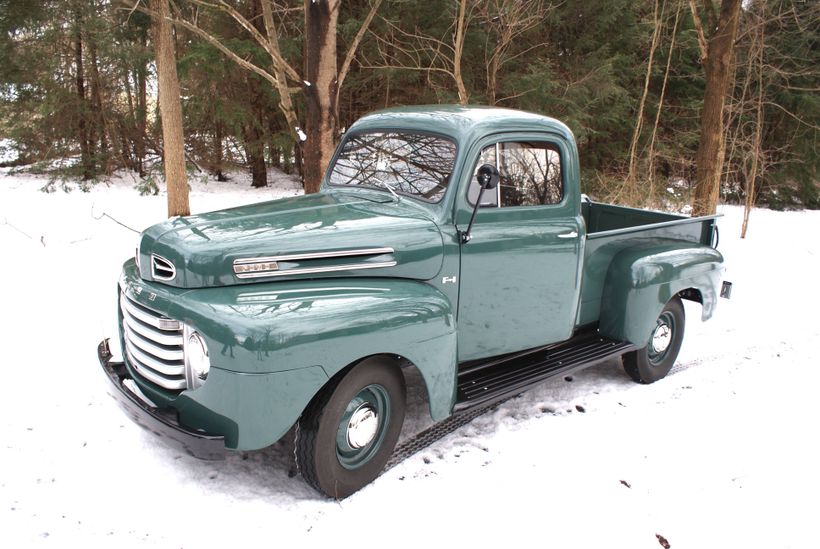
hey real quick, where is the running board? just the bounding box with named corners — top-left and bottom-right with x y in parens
top-left (454, 332), bottom-right (635, 412)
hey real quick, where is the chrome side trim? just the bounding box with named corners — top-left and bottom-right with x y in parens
top-left (235, 260), bottom-right (398, 279)
top-left (233, 247), bottom-right (394, 266)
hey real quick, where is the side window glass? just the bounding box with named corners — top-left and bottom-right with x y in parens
top-left (466, 146), bottom-right (499, 207)
top-left (469, 141), bottom-right (563, 207)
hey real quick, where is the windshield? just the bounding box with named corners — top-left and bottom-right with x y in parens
top-left (327, 132), bottom-right (457, 202)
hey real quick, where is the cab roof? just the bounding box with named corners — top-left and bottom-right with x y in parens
top-left (348, 105), bottom-right (576, 148)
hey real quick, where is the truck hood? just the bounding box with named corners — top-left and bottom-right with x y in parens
top-left (137, 191), bottom-right (445, 289)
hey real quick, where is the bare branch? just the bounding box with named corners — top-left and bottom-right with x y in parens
top-left (169, 15), bottom-right (282, 90)
top-left (688, 0), bottom-right (708, 61)
top-left (764, 101), bottom-right (820, 131)
top-left (363, 2), bottom-right (475, 103)
top-left (259, 0), bottom-right (300, 83)
top-left (337, 0), bottom-right (384, 98)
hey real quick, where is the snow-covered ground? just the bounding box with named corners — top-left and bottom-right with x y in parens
top-left (1, 168), bottom-right (818, 548)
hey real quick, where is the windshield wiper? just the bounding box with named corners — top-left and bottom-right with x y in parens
top-left (373, 179), bottom-right (401, 202)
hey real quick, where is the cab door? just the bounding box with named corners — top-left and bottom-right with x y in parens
top-left (456, 137), bottom-right (583, 362)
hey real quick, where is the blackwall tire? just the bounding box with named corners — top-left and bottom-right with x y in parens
top-left (295, 358), bottom-right (406, 499)
top-left (623, 296), bottom-right (685, 384)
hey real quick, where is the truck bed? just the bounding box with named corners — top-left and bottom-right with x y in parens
top-left (576, 201), bottom-right (719, 327)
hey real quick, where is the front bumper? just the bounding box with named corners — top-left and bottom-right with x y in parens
top-left (97, 339), bottom-right (226, 460)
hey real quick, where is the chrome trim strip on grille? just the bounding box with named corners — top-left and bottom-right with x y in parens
top-left (234, 260), bottom-right (398, 279)
top-left (151, 254), bottom-right (176, 281)
top-left (124, 347), bottom-right (187, 390)
top-left (123, 324), bottom-right (184, 361)
top-left (120, 308), bottom-right (183, 346)
top-left (120, 292), bottom-right (186, 391)
top-left (233, 247), bottom-right (394, 266)
top-left (120, 294), bottom-right (181, 332)
top-left (124, 340), bottom-right (185, 376)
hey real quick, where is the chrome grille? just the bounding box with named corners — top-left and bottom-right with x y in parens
top-left (151, 254), bottom-right (176, 281)
top-left (120, 292), bottom-right (186, 391)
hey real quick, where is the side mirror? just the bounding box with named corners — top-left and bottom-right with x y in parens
top-left (476, 164), bottom-right (500, 189)
top-left (461, 164), bottom-right (500, 244)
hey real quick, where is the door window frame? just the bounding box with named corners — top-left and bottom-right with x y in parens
top-left (466, 138), bottom-right (566, 209)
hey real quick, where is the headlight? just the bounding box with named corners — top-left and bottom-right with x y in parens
top-left (183, 328), bottom-right (210, 389)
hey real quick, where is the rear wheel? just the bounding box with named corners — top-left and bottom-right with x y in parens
top-left (623, 296), bottom-right (685, 384)
top-left (295, 358), bottom-right (406, 499)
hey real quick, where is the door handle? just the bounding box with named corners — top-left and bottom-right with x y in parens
top-left (558, 231), bottom-right (578, 239)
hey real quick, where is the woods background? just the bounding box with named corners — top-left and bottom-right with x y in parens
top-left (0, 0), bottom-right (817, 219)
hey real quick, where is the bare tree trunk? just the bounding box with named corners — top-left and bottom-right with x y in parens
top-left (741, 9), bottom-right (765, 239)
top-left (243, 73), bottom-right (268, 188)
top-left (647, 1), bottom-right (682, 181)
top-left (121, 68), bottom-right (136, 170)
top-left (269, 144), bottom-right (281, 169)
top-left (267, 115), bottom-right (283, 170)
top-left (151, 0), bottom-right (190, 217)
top-left (487, 55), bottom-right (499, 105)
top-left (136, 28), bottom-right (148, 177)
top-left (303, 0), bottom-right (340, 194)
top-left (258, 0), bottom-right (302, 161)
top-left (245, 133), bottom-right (267, 188)
top-left (626, 0), bottom-right (664, 187)
top-left (453, 0), bottom-right (469, 104)
top-left (690, 0), bottom-right (742, 216)
top-left (74, 7), bottom-right (93, 180)
top-left (89, 35), bottom-right (110, 173)
top-left (213, 120), bottom-right (227, 182)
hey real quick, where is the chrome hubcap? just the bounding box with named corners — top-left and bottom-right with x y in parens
top-left (651, 322), bottom-right (672, 354)
top-left (346, 403), bottom-right (379, 449)
top-left (336, 384), bottom-right (391, 470)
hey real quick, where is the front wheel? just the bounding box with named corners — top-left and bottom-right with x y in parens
top-left (622, 296), bottom-right (685, 384)
top-left (295, 358), bottom-right (406, 499)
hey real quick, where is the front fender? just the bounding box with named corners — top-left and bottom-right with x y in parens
top-left (599, 242), bottom-right (724, 346)
top-left (120, 261), bottom-right (457, 450)
top-left (176, 277), bottom-right (457, 439)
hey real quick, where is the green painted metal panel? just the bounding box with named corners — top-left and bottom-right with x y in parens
top-left (452, 130), bottom-right (583, 360)
top-left (139, 190), bottom-right (444, 289)
top-left (598, 242), bottom-right (724, 346)
top-left (577, 202), bottom-right (720, 327)
top-left (119, 260), bottom-right (456, 449)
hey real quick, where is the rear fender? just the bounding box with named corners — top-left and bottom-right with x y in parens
top-left (599, 242), bottom-right (724, 346)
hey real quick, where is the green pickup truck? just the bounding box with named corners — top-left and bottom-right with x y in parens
top-left (99, 105), bottom-right (729, 498)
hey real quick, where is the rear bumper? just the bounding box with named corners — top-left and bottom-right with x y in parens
top-left (97, 339), bottom-right (226, 460)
